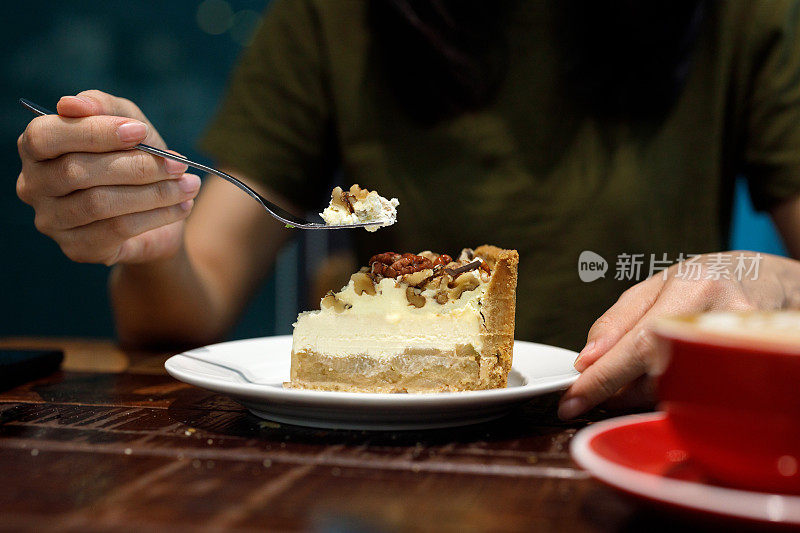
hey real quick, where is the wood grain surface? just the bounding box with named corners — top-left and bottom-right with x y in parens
top-left (0, 339), bottom-right (740, 532)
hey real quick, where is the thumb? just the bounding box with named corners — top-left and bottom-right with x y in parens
top-left (57, 90), bottom-right (142, 119)
top-left (56, 89), bottom-right (166, 148)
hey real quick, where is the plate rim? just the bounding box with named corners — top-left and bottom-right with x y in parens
top-left (164, 335), bottom-right (579, 406)
top-left (570, 412), bottom-right (800, 525)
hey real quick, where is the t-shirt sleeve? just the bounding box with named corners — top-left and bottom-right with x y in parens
top-left (198, 0), bottom-right (334, 210)
top-left (743, 1), bottom-right (800, 211)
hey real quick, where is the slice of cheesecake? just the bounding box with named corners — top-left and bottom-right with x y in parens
top-left (290, 245), bottom-right (519, 393)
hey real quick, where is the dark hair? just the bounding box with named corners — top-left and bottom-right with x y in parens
top-left (368, 1), bottom-right (707, 123)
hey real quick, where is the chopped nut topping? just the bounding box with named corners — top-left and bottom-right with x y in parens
top-left (348, 184), bottom-right (370, 200)
top-left (341, 192), bottom-right (356, 213)
top-left (351, 272), bottom-right (376, 295)
top-left (422, 273), bottom-right (450, 291)
top-left (458, 248), bottom-right (475, 262)
top-left (449, 273), bottom-right (480, 299)
top-left (444, 259), bottom-right (482, 278)
top-left (405, 286), bottom-right (426, 308)
top-left (365, 248), bottom-right (490, 299)
top-left (330, 186), bottom-right (345, 207)
top-left (321, 248), bottom-right (488, 312)
top-left (330, 186), bottom-right (356, 213)
top-left (370, 252), bottom-right (433, 278)
top-left (403, 268), bottom-right (433, 287)
top-left (433, 254), bottom-right (452, 268)
top-left (321, 291), bottom-right (350, 312)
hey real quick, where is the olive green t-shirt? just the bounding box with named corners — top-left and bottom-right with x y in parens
top-left (201, 0), bottom-right (800, 351)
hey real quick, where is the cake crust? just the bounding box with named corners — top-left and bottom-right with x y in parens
top-left (474, 245), bottom-right (519, 388)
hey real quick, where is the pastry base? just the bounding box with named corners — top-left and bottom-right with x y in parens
top-left (290, 345), bottom-right (504, 393)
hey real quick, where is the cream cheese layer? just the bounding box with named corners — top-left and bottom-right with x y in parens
top-left (292, 277), bottom-right (487, 358)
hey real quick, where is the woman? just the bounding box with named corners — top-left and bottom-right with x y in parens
top-left (15, 0), bottom-right (800, 419)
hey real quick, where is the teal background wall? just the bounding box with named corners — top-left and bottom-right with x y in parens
top-left (1, 0), bottom-right (281, 340)
top-left (0, 2), bottom-right (790, 340)
top-left (730, 178), bottom-right (788, 256)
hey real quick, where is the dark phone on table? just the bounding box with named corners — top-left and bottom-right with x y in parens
top-left (0, 349), bottom-right (64, 391)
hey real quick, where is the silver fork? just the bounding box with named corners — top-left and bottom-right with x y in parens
top-left (20, 98), bottom-right (384, 230)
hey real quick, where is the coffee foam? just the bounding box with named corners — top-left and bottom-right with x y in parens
top-left (686, 311), bottom-right (800, 342)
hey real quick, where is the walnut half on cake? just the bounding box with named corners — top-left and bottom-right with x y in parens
top-left (289, 245), bottom-right (519, 393)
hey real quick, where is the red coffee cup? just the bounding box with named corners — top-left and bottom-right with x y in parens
top-left (653, 312), bottom-right (800, 495)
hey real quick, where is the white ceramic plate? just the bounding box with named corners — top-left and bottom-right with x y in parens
top-left (165, 336), bottom-right (578, 430)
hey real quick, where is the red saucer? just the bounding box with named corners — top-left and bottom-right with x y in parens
top-left (570, 412), bottom-right (800, 526)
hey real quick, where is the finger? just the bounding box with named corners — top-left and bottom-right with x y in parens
top-left (20, 114), bottom-right (148, 162)
top-left (58, 202), bottom-right (193, 265)
top-left (56, 90), bottom-right (167, 149)
top-left (601, 374), bottom-right (657, 413)
top-left (57, 90), bottom-right (145, 121)
top-left (559, 327), bottom-right (656, 420)
top-left (114, 221), bottom-right (187, 264)
top-left (40, 174), bottom-right (200, 231)
top-left (16, 170), bottom-right (33, 206)
top-left (29, 150), bottom-right (189, 197)
top-left (560, 284), bottom-right (707, 419)
top-left (574, 275), bottom-right (664, 372)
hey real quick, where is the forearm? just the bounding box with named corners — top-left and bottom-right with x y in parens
top-left (109, 176), bottom-right (297, 349)
top-left (109, 243), bottom-right (231, 349)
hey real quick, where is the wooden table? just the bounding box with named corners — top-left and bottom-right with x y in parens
top-left (0, 338), bottom-right (730, 532)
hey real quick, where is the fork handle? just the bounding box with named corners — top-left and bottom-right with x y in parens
top-left (133, 144), bottom-right (267, 205)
